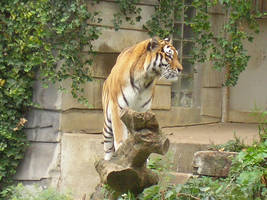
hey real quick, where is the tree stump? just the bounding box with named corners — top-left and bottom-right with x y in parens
top-left (93, 109), bottom-right (170, 197)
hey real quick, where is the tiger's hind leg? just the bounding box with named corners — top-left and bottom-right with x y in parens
top-left (103, 101), bottom-right (128, 160)
top-left (103, 100), bottom-right (115, 160)
top-left (103, 120), bottom-right (115, 160)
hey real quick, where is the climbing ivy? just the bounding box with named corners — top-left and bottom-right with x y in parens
top-left (0, 0), bottom-right (100, 197)
top-left (0, 0), bottom-right (263, 197)
top-left (190, 0), bottom-right (261, 86)
top-left (144, 0), bottom-right (183, 38)
top-left (112, 0), bottom-right (142, 30)
top-left (144, 0), bottom-right (261, 86)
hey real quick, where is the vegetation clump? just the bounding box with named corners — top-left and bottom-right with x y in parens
top-left (116, 111), bottom-right (267, 200)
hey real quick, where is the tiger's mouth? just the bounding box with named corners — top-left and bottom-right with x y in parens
top-left (159, 67), bottom-right (181, 81)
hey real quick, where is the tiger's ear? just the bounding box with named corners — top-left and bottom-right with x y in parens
top-left (164, 37), bottom-right (172, 44)
top-left (147, 37), bottom-right (159, 51)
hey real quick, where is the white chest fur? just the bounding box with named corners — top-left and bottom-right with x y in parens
top-left (117, 82), bottom-right (153, 113)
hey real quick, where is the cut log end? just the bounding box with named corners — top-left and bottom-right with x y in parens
top-left (107, 169), bottom-right (139, 193)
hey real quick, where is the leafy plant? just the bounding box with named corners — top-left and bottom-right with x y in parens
top-left (144, 0), bottom-right (183, 38)
top-left (112, 0), bottom-right (142, 30)
top-left (1, 183), bottom-right (73, 200)
top-left (118, 110), bottom-right (267, 200)
top-left (145, 0), bottom-right (261, 86)
top-left (209, 133), bottom-right (248, 152)
top-left (0, 0), bottom-right (100, 197)
top-left (190, 0), bottom-right (261, 86)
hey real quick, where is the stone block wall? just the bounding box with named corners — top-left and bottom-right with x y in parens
top-left (229, 20), bottom-right (267, 122)
top-left (13, 1), bottom-right (267, 199)
top-left (15, 80), bottom-right (62, 187)
top-left (13, 1), bottom-right (221, 195)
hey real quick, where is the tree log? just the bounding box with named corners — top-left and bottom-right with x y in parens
top-left (94, 109), bottom-right (170, 195)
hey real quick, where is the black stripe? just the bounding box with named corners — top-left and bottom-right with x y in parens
top-left (130, 73), bottom-right (139, 91)
top-left (121, 87), bottom-right (129, 106)
top-left (104, 139), bottom-right (113, 143)
top-left (104, 120), bottom-right (113, 133)
top-left (104, 119), bottom-right (110, 127)
top-left (118, 103), bottom-right (123, 110)
top-left (159, 53), bottom-right (163, 63)
top-left (142, 96), bottom-right (152, 108)
top-left (166, 54), bottom-right (172, 59)
top-left (104, 135), bottom-right (113, 139)
top-left (104, 127), bottom-right (113, 136)
top-left (107, 116), bottom-right (111, 123)
top-left (104, 144), bottom-right (115, 153)
top-left (145, 80), bottom-right (153, 89)
top-left (153, 53), bottom-right (159, 67)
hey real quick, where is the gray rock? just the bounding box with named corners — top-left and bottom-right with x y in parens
top-left (192, 151), bottom-right (238, 177)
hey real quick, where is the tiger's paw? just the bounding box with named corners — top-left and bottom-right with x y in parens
top-left (104, 152), bottom-right (113, 161)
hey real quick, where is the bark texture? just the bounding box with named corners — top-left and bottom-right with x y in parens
top-left (93, 109), bottom-right (170, 196)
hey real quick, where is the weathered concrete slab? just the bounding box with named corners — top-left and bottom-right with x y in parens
top-left (229, 21), bottom-right (267, 118)
top-left (15, 142), bottom-right (60, 181)
top-left (154, 107), bottom-right (201, 127)
top-left (26, 109), bottom-right (60, 129)
top-left (25, 109), bottom-right (60, 142)
top-left (25, 127), bottom-right (60, 143)
top-left (32, 79), bottom-right (62, 110)
top-left (90, 28), bottom-right (150, 53)
top-left (201, 88), bottom-right (222, 118)
top-left (104, 0), bottom-right (158, 5)
top-left (83, 53), bottom-right (118, 78)
top-left (152, 85), bottom-right (171, 110)
top-left (164, 123), bottom-right (259, 145)
top-left (202, 63), bottom-right (223, 88)
top-left (60, 110), bottom-right (103, 133)
top-left (192, 151), bottom-right (238, 177)
top-left (60, 134), bottom-right (103, 200)
top-left (228, 110), bottom-right (261, 123)
top-left (171, 143), bottom-right (209, 173)
top-left (61, 79), bottom-right (104, 110)
top-left (87, 1), bottom-right (155, 30)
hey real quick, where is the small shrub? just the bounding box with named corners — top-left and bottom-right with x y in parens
top-left (208, 133), bottom-right (248, 152)
top-left (1, 184), bottom-right (73, 200)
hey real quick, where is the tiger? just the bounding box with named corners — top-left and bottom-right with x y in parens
top-left (102, 37), bottom-right (183, 160)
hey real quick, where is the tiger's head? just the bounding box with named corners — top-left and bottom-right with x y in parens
top-left (147, 37), bottom-right (183, 81)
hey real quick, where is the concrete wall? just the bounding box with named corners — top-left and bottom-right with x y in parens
top-left (229, 20), bottom-right (267, 122)
top-left (14, 1), bottom-right (267, 199)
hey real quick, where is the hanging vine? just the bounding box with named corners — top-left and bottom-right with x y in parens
top-left (190, 0), bottom-right (261, 86)
top-left (0, 0), bottom-right (100, 196)
top-left (144, 0), bottom-right (261, 86)
top-left (0, 0), bottom-right (263, 197)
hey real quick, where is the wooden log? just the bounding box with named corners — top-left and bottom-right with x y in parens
top-left (94, 109), bottom-right (170, 195)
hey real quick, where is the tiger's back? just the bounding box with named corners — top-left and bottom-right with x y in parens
top-left (102, 37), bottom-right (183, 160)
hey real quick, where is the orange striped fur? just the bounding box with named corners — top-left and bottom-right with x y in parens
top-left (102, 37), bottom-right (183, 160)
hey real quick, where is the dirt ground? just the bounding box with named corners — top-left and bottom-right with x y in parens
top-left (163, 122), bottom-right (259, 145)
